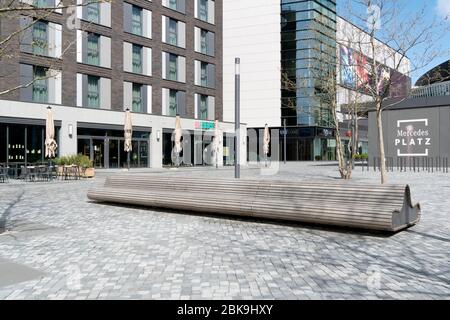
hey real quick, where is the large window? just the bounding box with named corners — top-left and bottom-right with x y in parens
top-left (32, 21), bottom-right (47, 55)
top-left (168, 90), bottom-right (177, 116)
top-left (168, 54), bottom-right (177, 81)
top-left (198, 0), bottom-right (208, 21)
top-left (86, 33), bottom-right (100, 65)
top-left (200, 29), bottom-right (208, 54)
top-left (87, 75), bottom-right (100, 108)
top-left (200, 62), bottom-right (208, 86)
top-left (32, 66), bottom-right (48, 103)
top-left (132, 5), bottom-right (142, 35)
top-left (168, 19), bottom-right (178, 45)
top-left (132, 83), bottom-right (142, 112)
top-left (169, 0), bottom-right (177, 10)
top-left (132, 44), bottom-right (142, 73)
top-left (195, 93), bottom-right (214, 120)
top-left (86, 1), bottom-right (100, 24)
top-left (199, 95), bottom-right (208, 120)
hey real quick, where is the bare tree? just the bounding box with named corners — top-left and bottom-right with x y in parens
top-left (341, 0), bottom-right (450, 184)
top-left (0, 0), bottom-right (110, 96)
top-left (280, 36), bottom-right (360, 179)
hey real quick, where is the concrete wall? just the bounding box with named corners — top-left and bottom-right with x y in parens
top-left (368, 105), bottom-right (450, 163)
top-left (223, 0), bottom-right (281, 128)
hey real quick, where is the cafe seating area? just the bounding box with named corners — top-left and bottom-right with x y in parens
top-left (0, 163), bottom-right (85, 183)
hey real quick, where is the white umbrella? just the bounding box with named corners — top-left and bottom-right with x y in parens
top-left (124, 108), bottom-right (133, 169)
top-left (263, 124), bottom-right (270, 167)
top-left (174, 115), bottom-right (182, 166)
top-left (45, 106), bottom-right (57, 158)
top-left (213, 119), bottom-right (221, 168)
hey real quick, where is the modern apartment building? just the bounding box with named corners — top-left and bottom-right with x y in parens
top-left (0, 0), bottom-right (246, 168)
top-left (223, 0), bottom-right (411, 161)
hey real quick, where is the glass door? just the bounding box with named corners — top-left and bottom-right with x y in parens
top-left (108, 139), bottom-right (119, 168)
top-left (92, 139), bottom-right (105, 168)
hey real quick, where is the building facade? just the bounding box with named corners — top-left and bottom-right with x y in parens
top-left (223, 2), bottom-right (411, 161)
top-left (368, 96), bottom-right (450, 163)
top-left (0, 0), bottom-right (247, 168)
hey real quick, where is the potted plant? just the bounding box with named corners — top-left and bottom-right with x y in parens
top-left (78, 154), bottom-right (95, 178)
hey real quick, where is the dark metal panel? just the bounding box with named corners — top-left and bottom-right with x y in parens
top-left (77, 122), bottom-right (152, 132)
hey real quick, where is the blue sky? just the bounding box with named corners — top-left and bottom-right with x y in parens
top-left (337, 0), bottom-right (450, 84)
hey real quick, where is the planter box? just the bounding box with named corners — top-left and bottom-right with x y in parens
top-left (83, 167), bottom-right (95, 178)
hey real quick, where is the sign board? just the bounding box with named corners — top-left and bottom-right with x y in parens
top-left (194, 121), bottom-right (215, 130)
top-left (395, 118), bottom-right (431, 157)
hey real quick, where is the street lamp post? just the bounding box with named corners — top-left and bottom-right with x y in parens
top-left (235, 58), bottom-right (240, 179)
top-left (283, 119), bottom-right (287, 164)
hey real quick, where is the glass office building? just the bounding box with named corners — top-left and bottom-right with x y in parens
top-left (281, 0), bottom-right (337, 160)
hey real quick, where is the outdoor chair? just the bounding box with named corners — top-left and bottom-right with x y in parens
top-left (26, 166), bottom-right (38, 182)
top-left (37, 165), bottom-right (52, 182)
top-left (0, 166), bottom-right (8, 183)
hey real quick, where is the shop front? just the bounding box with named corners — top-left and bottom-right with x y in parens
top-left (249, 126), bottom-right (336, 161)
top-left (77, 125), bottom-right (150, 168)
top-left (0, 117), bottom-right (61, 168)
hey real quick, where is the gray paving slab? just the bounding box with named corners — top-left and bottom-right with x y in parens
top-left (0, 162), bottom-right (449, 299)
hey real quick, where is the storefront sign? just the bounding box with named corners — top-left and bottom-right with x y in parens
top-left (194, 121), bottom-right (215, 130)
top-left (395, 119), bottom-right (431, 157)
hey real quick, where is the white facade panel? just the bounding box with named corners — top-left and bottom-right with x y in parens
top-left (146, 85), bottom-right (152, 114)
top-left (100, 36), bottom-right (111, 68)
top-left (143, 9), bottom-right (152, 39)
top-left (76, 30), bottom-right (82, 63)
top-left (223, 0), bottom-right (281, 128)
top-left (100, 78), bottom-right (111, 110)
top-left (100, 2), bottom-right (111, 27)
top-left (76, 73), bottom-right (82, 107)
top-left (143, 47), bottom-right (152, 76)
top-left (123, 42), bottom-right (133, 73)
top-left (123, 81), bottom-right (133, 110)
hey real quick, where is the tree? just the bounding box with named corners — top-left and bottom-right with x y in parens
top-left (341, 0), bottom-right (450, 184)
top-left (0, 0), bottom-right (111, 96)
top-left (280, 38), bottom-right (358, 179)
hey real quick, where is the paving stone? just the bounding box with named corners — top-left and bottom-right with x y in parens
top-left (0, 163), bottom-right (449, 299)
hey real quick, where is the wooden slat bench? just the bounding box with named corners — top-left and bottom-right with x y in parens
top-left (87, 175), bottom-right (421, 232)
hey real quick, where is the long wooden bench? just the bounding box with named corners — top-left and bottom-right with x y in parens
top-left (87, 175), bottom-right (421, 232)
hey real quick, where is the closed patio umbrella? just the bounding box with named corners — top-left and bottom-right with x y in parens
top-left (213, 119), bottom-right (221, 168)
top-left (124, 108), bottom-right (133, 170)
top-left (173, 115), bottom-right (182, 166)
top-left (263, 124), bottom-right (270, 167)
top-left (45, 106), bottom-right (57, 159)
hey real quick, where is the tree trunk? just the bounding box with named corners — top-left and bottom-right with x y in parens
top-left (332, 107), bottom-right (351, 179)
top-left (376, 103), bottom-right (387, 184)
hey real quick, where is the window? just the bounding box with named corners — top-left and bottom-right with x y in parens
top-left (199, 95), bottom-right (208, 120)
top-left (87, 75), bottom-right (100, 108)
top-left (168, 90), bottom-right (177, 116)
top-left (34, 0), bottom-right (49, 8)
top-left (168, 19), bottom-right (177, 45)
top-left (168, 54), bottom-right (177, 81)
top-left (169, 0), bottom-right (177, 10)
top-left (32, 66), bottom-right (48, 102)
top-left (132, 44), bottom-right (142, 73)
top-left (198, 0), bottom-right (208, 21)
top-left (132, 6), bottom-right (142, 35)
top-left (200, 29), bottom-right (207, 54)
top-left (132, 83), bottom-right (142, 112)
top-left (200, 62), bottom-right (208, 86)
top-left (32, 21), bottom-right (47, 55)
top-left (86, 33), bottom-right (100, 65)
top-left (86, 1), bottom-right (100, 24)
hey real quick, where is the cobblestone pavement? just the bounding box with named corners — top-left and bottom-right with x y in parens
top-left (0, 163), bottom-right (449, 300)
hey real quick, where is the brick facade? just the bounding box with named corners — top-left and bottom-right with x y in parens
top-left (0, 0), bottom-right (223, 121)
